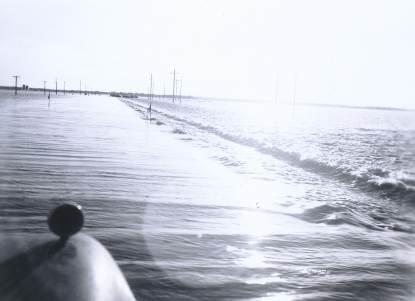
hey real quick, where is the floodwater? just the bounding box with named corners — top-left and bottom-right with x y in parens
top-left (1, 91), bottom-right (415, 300)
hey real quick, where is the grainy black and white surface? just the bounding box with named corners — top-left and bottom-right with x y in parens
top-left (1, 91), bottom-right (415, 300)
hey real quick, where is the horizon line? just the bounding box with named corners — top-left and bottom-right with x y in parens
top-left (0, 85), bottom-right (413, 112)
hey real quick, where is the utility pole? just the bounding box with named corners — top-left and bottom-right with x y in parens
top-left (292, 74), bottom-right (297, 115)
top-left (42, 80), bottom-right (47, 95)
top-left (148, 73), bottom-right (154, 102)
top-left (148, 73), bottom-right (153, 120)
top-left (55, 79), bottom-right (58, 95)
top-left (12, 75), bottom-right (20, 95)
top-left (150, 74), bottom-right (153, 103)
top-left (64, 81), bottom-right (66, 95)
top-left (163, 84), bottom-right (166, 100)
top-left (275, 75), bottom-right (279, 105)
top-left (79, 81), bottom-right (82, 95)
top-left (177, 79), bottom-right (183, 104)
top-left (171, 69), bottom-right (176, 103)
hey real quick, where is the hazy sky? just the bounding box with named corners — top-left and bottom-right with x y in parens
top-left (1, 0), bottom-right (414, 108)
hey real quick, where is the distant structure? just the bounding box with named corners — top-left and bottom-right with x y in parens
top-left (171, 69), bottom-right (176, 103)
top-left (149, 73), bottom-right (154, 103)
top-left (292, 74), bottom-right (297, 115)
top-left (275, 75), bottom-right (279, 105)
top-left (64, 81), bottom-right (66, 95)
top-left (177, 79), bottom-right (182, 104)
top-left (42, 80), bottom-right (47, 95)
top-left (12, 75), bottom-right (20, 95)
top-left (150, 76), bottom-right (153, 118)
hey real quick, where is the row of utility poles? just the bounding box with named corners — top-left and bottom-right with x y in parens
top-left (147, 69), bottom-right (183, 104)
top-left (11, 75), bottom-right (88, 96)
top-left (148, 70), bottom-right (293, 107)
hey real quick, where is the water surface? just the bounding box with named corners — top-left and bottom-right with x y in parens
top-left (1, 91), bottom-right (415, 300)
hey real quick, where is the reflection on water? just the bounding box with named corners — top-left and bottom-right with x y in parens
top-left (1, 91), bottom-right (415, 300)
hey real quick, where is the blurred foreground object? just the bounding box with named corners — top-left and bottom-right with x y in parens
top-left (0, 203), bottom-right (136, 301)
top-left (48, 202), bottom-right (84, 239)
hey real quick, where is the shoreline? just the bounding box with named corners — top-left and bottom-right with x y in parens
top-left (1, 86), bottom-right (413, 112)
